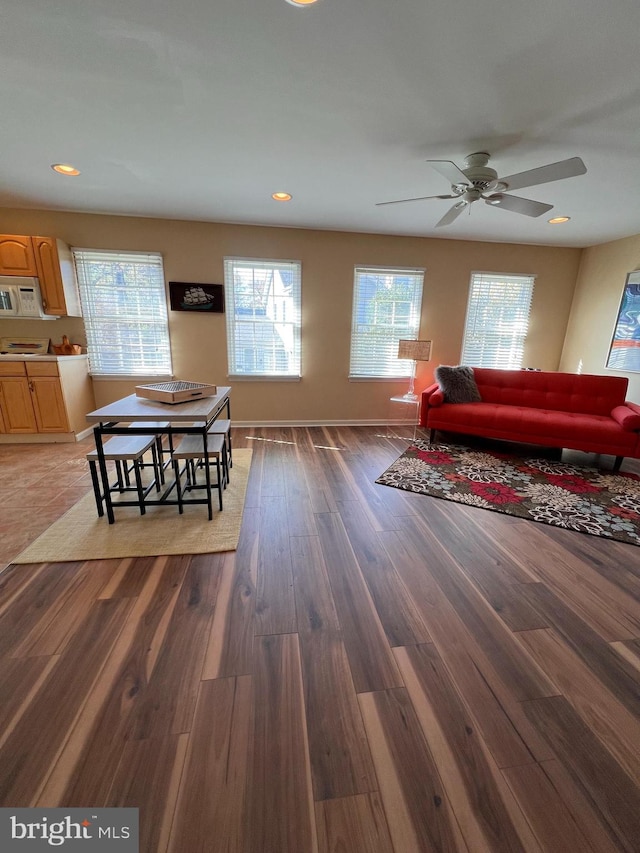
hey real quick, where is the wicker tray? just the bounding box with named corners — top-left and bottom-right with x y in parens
top-left (135, 380), bottom-right (218, 404)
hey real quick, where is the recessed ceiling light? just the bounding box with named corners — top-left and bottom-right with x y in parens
top-left (548, 216), bottom-right (570, 224)
top-left (272, 192), bottom-right (292, 201)
top-left (51, 163), bottom-right (81, 176)
top-left (285, 0), bottom-right (320, 6)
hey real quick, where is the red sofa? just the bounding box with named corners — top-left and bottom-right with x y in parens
top-left (420, 367), bottom-right (640, 472)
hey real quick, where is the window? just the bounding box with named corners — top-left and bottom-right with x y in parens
top-left (73, 250), bottom-right (172, 377)
top-left (461, 272), bottom-right (535, 369)
top-left (349, 266), bottom-right (424, 378)
top-left (224, 258), bottom-right (301, 377)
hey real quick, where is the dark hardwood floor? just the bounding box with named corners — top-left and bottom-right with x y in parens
top-left (1, 426), bottom-right (640, 852)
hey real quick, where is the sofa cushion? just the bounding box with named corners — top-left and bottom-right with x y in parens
top-left (472, 368), bottom-right (628, 416)
top-left (611, 405), bottom-right (640, 431)
top-left (435, 365), bottom-right (481, 403)
top-left (427, 402), bottom-right (639, 453)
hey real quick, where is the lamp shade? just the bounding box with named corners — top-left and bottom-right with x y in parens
top-left (397, 339), bottom-right (432, 361)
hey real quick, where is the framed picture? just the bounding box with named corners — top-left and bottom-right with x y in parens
top-left (607, 270), bottom-right (640, 371)
top-left (168, 281), bottom-right (224, 313)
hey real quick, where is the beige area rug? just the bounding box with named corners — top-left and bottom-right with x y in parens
top-left (13, 449), bottom-right (252, 563)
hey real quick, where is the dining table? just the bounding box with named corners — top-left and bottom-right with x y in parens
top-left (85, 386), bottom-right (231, 523)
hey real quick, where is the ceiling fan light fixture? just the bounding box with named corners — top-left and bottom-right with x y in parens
top-left (380, 153), bottom-right (586, 228)
top-left (548, 216), bottom-right (570, 224)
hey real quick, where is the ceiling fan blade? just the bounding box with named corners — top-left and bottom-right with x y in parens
top-left (436, 201), bottom-right (467, 227)
top-left (376, 194), bottom-right (457, 207)
top-left (427, 159), bottom-right (471, 186)
top-left (499, 157), bottom-right (587, 192)
top-left (485, 194), bottom-right (553, 217)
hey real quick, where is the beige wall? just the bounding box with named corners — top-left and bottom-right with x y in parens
top-left (0, 207), bottom-right (582, 423)
top-left (560, 233), bottom-right (640, 401)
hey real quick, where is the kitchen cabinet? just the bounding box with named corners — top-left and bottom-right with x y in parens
top-left (0, 357), bottom-right (94, 441)
top-left (0, 234), bottom-right (81, 316)
top-left (0, 370), bottom-right (37, 433)
top-left (32, 236), bottom-right (82, 316)
top-left (0, 235), bottom-right (38, 276)
top-left (29, 375), bottom-right (69, 433)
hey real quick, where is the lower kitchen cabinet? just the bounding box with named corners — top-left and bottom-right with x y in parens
top-left (0, 375), bottom-right (37, 432)
top-left (30, 374), bottom-right (69, 432)
top-left (0, 357), bottom-right (94, 441)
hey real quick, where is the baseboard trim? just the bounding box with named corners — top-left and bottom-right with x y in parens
top-left (0, 422), bottom-right (420, 444)
top-left (0, 425), bottom-right (95, 444)
top-left (0, 433), bottom-right (77, 444)
top-left (231, 419), bottom-right (418, 427)
top-left (75, 426), bottom-right (95, 441)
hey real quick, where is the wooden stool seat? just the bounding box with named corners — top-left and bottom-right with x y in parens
top-left (128, 421), bottom-right (169, 483)
top-left (170, 432), bottom-right (226, 518)
top-left (207, 419), bottom-right (232, 470)
top-left (87, 434), bottom-right (161, 518)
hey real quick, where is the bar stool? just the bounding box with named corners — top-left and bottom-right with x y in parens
top-left (128, 421), bottom-right (169, 483)
top-left (87, 434), bottom-right (161, 518)
top-left (207, 419), bottom-right (232, 473)
top-left (170, 432), bottom-right (227, 518)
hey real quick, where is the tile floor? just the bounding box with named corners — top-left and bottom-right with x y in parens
top-left (0, 438), bottom-right (95, 570)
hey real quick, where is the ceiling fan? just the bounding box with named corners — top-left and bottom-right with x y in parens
top-left (376, 152), bottom-right (587, 227)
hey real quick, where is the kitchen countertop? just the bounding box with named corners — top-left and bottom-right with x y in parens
top-left (0, 354), bottom-right (87, 361)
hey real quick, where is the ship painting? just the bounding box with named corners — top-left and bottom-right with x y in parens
top-left (182, 286), bottom-right (217, 310)
top-left (169, 281), bottom-right (225, 313)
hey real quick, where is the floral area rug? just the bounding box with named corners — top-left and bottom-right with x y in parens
top-left (376, 440), bottom-right (640, 546)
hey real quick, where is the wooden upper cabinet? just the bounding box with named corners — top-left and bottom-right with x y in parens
top-left (0, 235), bottom-right (38, 276)
top-left (32, 236), bottom-right (82, 317)
top-left (0, 234), bottom-right (82, 316)
top-left (32, 236), bottom-right (66, 315)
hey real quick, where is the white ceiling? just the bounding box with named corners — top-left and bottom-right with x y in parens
top-left (2, 0), bottom-right (640, 248)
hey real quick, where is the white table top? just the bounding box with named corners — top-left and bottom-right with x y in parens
top-left (86, 386), bottom-right (231, 424)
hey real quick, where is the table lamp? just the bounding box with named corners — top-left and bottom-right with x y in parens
top-left (397, 339), bottom-right (432, 401)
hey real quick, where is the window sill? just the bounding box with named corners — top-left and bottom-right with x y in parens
top-left (227, 374), bottom-right (301, 382)
top-left (90, 374), bottom-right (174, 382)
top-left (348, 376), bottom-right (408, 382)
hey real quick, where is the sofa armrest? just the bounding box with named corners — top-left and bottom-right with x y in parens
top-left (419, 382), bottom-right (444, 426)
top-left (422, 382), bottom-right (444, 406)
top-left (626, 401), bottom-right (640, 416)
top-left (611, 404), bottom-right (640, 431)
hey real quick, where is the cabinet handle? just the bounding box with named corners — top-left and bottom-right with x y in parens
top-left (29, 381), bottom-right (34, 392)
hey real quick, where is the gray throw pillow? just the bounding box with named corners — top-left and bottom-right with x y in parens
top-left (434, 365), bottom-right (482, 403)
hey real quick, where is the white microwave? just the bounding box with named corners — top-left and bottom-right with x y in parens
top-left (0, 277), bottom-right (55, 319)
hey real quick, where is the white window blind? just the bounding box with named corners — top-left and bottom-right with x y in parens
top-left (350, 266), bottom-right (424, 378)
top-left (224, 258), bottom-right (301, 377)
top-left (461, 272), bottom-right (535, 369)
top-left (73, 249), bottom-right (172, 376)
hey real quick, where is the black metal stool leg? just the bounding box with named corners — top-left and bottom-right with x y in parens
top-left (150, 443), bottom-right (161, 492)
top-left (174, 459), bottom-right (184, 514)
top-left (155, 434), bottom-right (165, 483)
top-left (89, 460), bottom-right (104, 517)
top-left (133, 459), bottom-right (146, 515)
